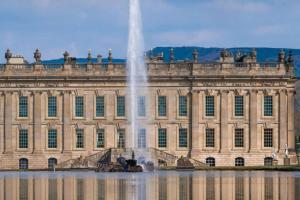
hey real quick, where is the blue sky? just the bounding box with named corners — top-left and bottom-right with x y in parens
top-left (0, 0), bottom-right (299, 62)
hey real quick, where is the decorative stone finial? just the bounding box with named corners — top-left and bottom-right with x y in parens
top-left (288, 51), bottom-right (294, 63)
top-left (193, 49), bottom-right (199, 63)
top-left (34, 49), bottom-right (41, 64)
top-left (87, 49), bottom-right (92, 63)
top-left (108, 49), bottom-right (113, 63)
top-left (5, 49), bottom-right (12, 62)
top-left (97, 54), bottom-right (102, 64)
top-left (278, 49), bottom-right (285, 63)
top-left (170, 48), bottom-right (174, 63)
top-left (63, 51), bottom-right (70, 63)
top-left (250, 48), bottom-right (257, 59)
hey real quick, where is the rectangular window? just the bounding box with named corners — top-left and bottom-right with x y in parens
top-left (158, 96), bottom-right (167, 117)
top-left (138, 128), bottom-right (146, 148)
top-left (206, 128), bottom-right (215, 147)
top-left (75, 96), bottom-right (84, 117)
top-left (158, 128), bottom-right (167, 148)
top-left (48, 129), bottom-right (57, 148)
top-left (117, 96), bottom-right (126, 117)
top-left (96, 129), bottom-right (105, 148)
top-left (137, 96), bottom-right (146, 117)
top-left (48, 96), bottom-right (57, 117)
top-left (19, 129), bottom-right (28, 148)
top-left (117, 129), bottom-right (125, 148)
top-left (19, 96), bottom-right (28, 117)
top-left (264, 129), bottom-right (273, 147)
top-left (179, 96), bottom-right (188, 117)
top-left (264, 96), bottom-right (273, 116)
top-left (235, 96), bottom-right (244, 117)
top-left (96, 96), bottom-right (105, 117)
top-left (235, 128), bottom-right (244, 147)
top-left (179, 128), bottom-right (188, 148)
top-left (76, 129), bottom-right (84, 148)
top-left (205, 96), bottom-right (215, 117)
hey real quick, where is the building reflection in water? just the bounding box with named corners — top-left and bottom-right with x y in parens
top-left (0, 171), bottom-right (298, 200)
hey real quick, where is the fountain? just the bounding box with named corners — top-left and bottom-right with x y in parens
top-left (127, 0), bottom-right (148, 150)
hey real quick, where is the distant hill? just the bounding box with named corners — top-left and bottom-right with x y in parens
top-left (150, 47), bottom-right (300, 77)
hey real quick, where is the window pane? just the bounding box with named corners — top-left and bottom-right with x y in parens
top-left (264, 129), bottom-right (273, 147)
top-left (48, 129), bottom-right (57, 148)
top-left (206, 128), bottom-right (215, 147)
top-left (76, 129), bottom-right (84, 148)
top-left (138, 128), bottom-right (146, 148)
top-left (117, 96), bottom-right (126, 117)
top-left (117, 129), bottom-right (125, 148)
top-left (235, 96), bottom-right (244, 116)
top-left (179, 96), bottom-right (187, 117)
top-left (179, 128), bottom-right (188, 148)
top-left (96, 96), bottom-right (105, 117)
top-left (137, 96), bottom-right (146, 117)
top-left (235, 128), bottom-right (244, 147)
top-left (97, 129), bottom-right (105, 148)
top-left (206, 157), bottom-right (215, 167)
top-left (158, 128), bottom-right (167, 148)
top-left (158, 96), bottom-right (167, 117)
top-left (75, 96), bottom-right (84, 117)
top-left (48, 96), bottom-right (57, 117)
top-left (235, 157), bottom-right (244, 166)
top-left (19, 96), bottom-right (28, 117)
top-left (205, 96), bottom-right (214, 117)
top-left (19, 129), bottom-right (28, 148)
top-left (264, 96), bottom-right (273, 116)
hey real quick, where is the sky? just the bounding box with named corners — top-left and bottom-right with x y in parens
top-left (0, 0), bottom-right (299, 62)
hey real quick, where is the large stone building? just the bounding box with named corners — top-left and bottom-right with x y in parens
top-left (0, 48), bottom-right (297, 170)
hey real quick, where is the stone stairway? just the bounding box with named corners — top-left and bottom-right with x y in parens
top-left (56, 148), bottom-right (206, 169)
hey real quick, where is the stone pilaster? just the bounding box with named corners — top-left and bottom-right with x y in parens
top-left (287, 90), bottom-right (295, 150)
top-left (4, 92), bottom-right (12, 153)
top-left (33, 91), bottom-right (42, 153)
top-left (249, 89), bottom-right (258, 151)
top-left (220, 90), bottom-right (229, 152)
top-left (279, 90), bottom-right (288, 152)
top-left (63, 91), bottom-right (72, 152)
top-left (191, 91), bottom-right (200, 155)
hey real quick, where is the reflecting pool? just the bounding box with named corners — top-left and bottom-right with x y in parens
top-left (0, 171), bottom-right (299, 200)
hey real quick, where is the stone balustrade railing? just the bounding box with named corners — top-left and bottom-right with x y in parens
top-left (0, 61), bottom-right (293, 78)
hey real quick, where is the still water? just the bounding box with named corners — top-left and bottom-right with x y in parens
top-left (0, 170), bottom-right (299, 200)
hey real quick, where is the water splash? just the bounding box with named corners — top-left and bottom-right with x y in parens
top-left (127, 0), bottom-right (148, 149)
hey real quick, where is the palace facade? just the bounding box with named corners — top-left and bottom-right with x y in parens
top-left (0, 48), bottom-right (297, 170)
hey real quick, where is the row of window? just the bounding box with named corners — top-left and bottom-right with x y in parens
top-left (17, 128), bottom-right (189, 149)
top-left (17, 127), bottom-right (273, 150)
top-left (19, 156), bottom-right (274, 170)
top-left (17, 95), bottom-right (274, 118)
top-left (205, 128), bottom-right (273, 148)
top-left (205, 157), bottom-right (274, 167)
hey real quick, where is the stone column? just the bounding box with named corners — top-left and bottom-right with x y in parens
top-left (63, 91), bottom-right (72, 152)
top-left (279, 90), bottom-right (288, 151)
top-left (33, 91), bottom-right (42, 153)
top-left (191, 91), bottom-right (200, 156)
top-left (220, 90), bottom-right (229, 152)
top-left (249, 90), bottom-right (258, 151)
top-left (287, 90), bottom-right (295, 150)
top-left (4, 92), bottom-right (13, 153)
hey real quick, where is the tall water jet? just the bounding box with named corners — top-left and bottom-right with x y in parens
top-left (127, 0), bottom-right (148, 149)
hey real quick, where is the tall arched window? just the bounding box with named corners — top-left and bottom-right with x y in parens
top-left (19, 158), bottom-right (28, 170)
top-left (264, 157), bottom-right (273, 166)
top-left (48, 158), bottom-right (57, 169)
top-left (235, 157), bottom-right (244, 166)
top-left (206, 157), bottom-right (216, 167)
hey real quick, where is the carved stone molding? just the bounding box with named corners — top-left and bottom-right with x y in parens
top-left (18, 124), bottom-right (27, 130)
top-left (48, 121), bottom-right (57, 129)
top-left (156, 89), bottom-right (161, 96)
